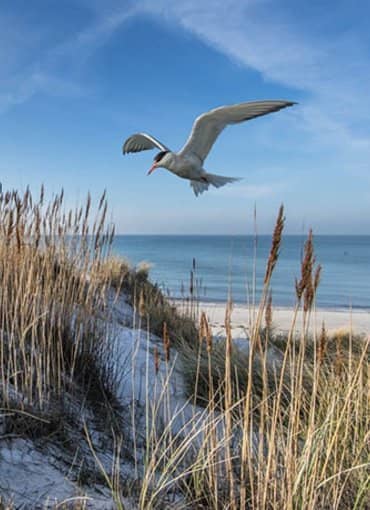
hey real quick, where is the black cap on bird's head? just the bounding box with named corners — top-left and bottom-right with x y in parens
top-left (148, 150), bottom-right (169, 175)
top-left (154, 150), bottom-right (169, 163)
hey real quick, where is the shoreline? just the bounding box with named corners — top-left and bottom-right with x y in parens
top-left (174, 300), bottom-right (370, 337)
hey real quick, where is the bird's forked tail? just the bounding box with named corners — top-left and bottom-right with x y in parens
top-left (190, 173), bottom-right (241, 196)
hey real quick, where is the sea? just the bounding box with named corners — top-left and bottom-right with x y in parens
top-left (112, 235), bottom-right (370, 309)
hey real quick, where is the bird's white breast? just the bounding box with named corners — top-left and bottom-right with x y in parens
top-left (169, 153), bottom-right (203, 179)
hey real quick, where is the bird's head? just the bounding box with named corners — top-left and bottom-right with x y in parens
top-left (147, 151), bottom-right (171, 175)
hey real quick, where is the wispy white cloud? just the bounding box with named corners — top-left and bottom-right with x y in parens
top-left (0, 72), bottom-right (86, 113)
top-left (138, 0), bottom-right (370, 159)
top-left (2, 0), bottom-right (370, 169)
top-left (0, 2), bottom-right (137, 113)
top-left (3, 0), bottom-right (369, 132)
top-left (49, 3), bottom-right (138, 65)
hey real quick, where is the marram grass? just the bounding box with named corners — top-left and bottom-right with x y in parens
top-left (0, 194), bottom-right (368, 509)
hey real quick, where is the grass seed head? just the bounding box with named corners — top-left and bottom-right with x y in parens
top-left (264, 204), bottom-right (285, 284)
top-left (163, 321), bottom-right (171, 362)
top-left (318, 321), bottom-right (327, 365)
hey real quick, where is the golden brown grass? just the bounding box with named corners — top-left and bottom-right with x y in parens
top-left (0, 188), bottom-right (124, 460)
top-left (133, 209), bottom-right (370, 510)
top-left (0, 194), bottom-right (368, 509)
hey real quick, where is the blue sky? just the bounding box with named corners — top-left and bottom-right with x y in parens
top-left (1, 0), bottom-right (370, 234)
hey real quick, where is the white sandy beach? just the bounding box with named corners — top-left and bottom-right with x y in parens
top-left (195, 302), bottom-right (370, 338)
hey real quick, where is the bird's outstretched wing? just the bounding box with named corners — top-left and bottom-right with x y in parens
top-left (179, 100), bottom-right (296, 163)
top-left (122, 133), bottom-right (170, 154)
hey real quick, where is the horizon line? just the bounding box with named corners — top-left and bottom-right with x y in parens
top-left (114, 233), bottom-right (370, 237)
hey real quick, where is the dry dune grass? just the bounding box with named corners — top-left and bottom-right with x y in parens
top-left (0, 188), bottom-right (124, 449)
top-left (88, 204), bottom-right (369, 509)
top-left (128, 205), bottom-right (370, 509)
top-left (0, 192), bottom-right (368, 509)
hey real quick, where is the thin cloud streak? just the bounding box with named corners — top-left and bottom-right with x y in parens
top-left (3, 0), bottom-right (369, 156)
top-left (0, 2), bottom-right (137, 113)
top-left (139, 1), bottom-right (370, 157)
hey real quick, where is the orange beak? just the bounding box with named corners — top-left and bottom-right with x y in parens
top-left (147, 162), bottom-right (157, 175)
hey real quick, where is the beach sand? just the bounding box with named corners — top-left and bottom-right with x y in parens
top-left (195, 302), bottom-right (370, 338)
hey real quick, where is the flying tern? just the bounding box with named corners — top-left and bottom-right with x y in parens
top-left (122, 100), bottom-right (296, 196)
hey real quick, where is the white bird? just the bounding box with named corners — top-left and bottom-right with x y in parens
top-left (122, 100), bottom-right (296, 196)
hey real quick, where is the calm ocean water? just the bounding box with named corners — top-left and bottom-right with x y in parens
top-left (112, 236), bottom-right (370, 309)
